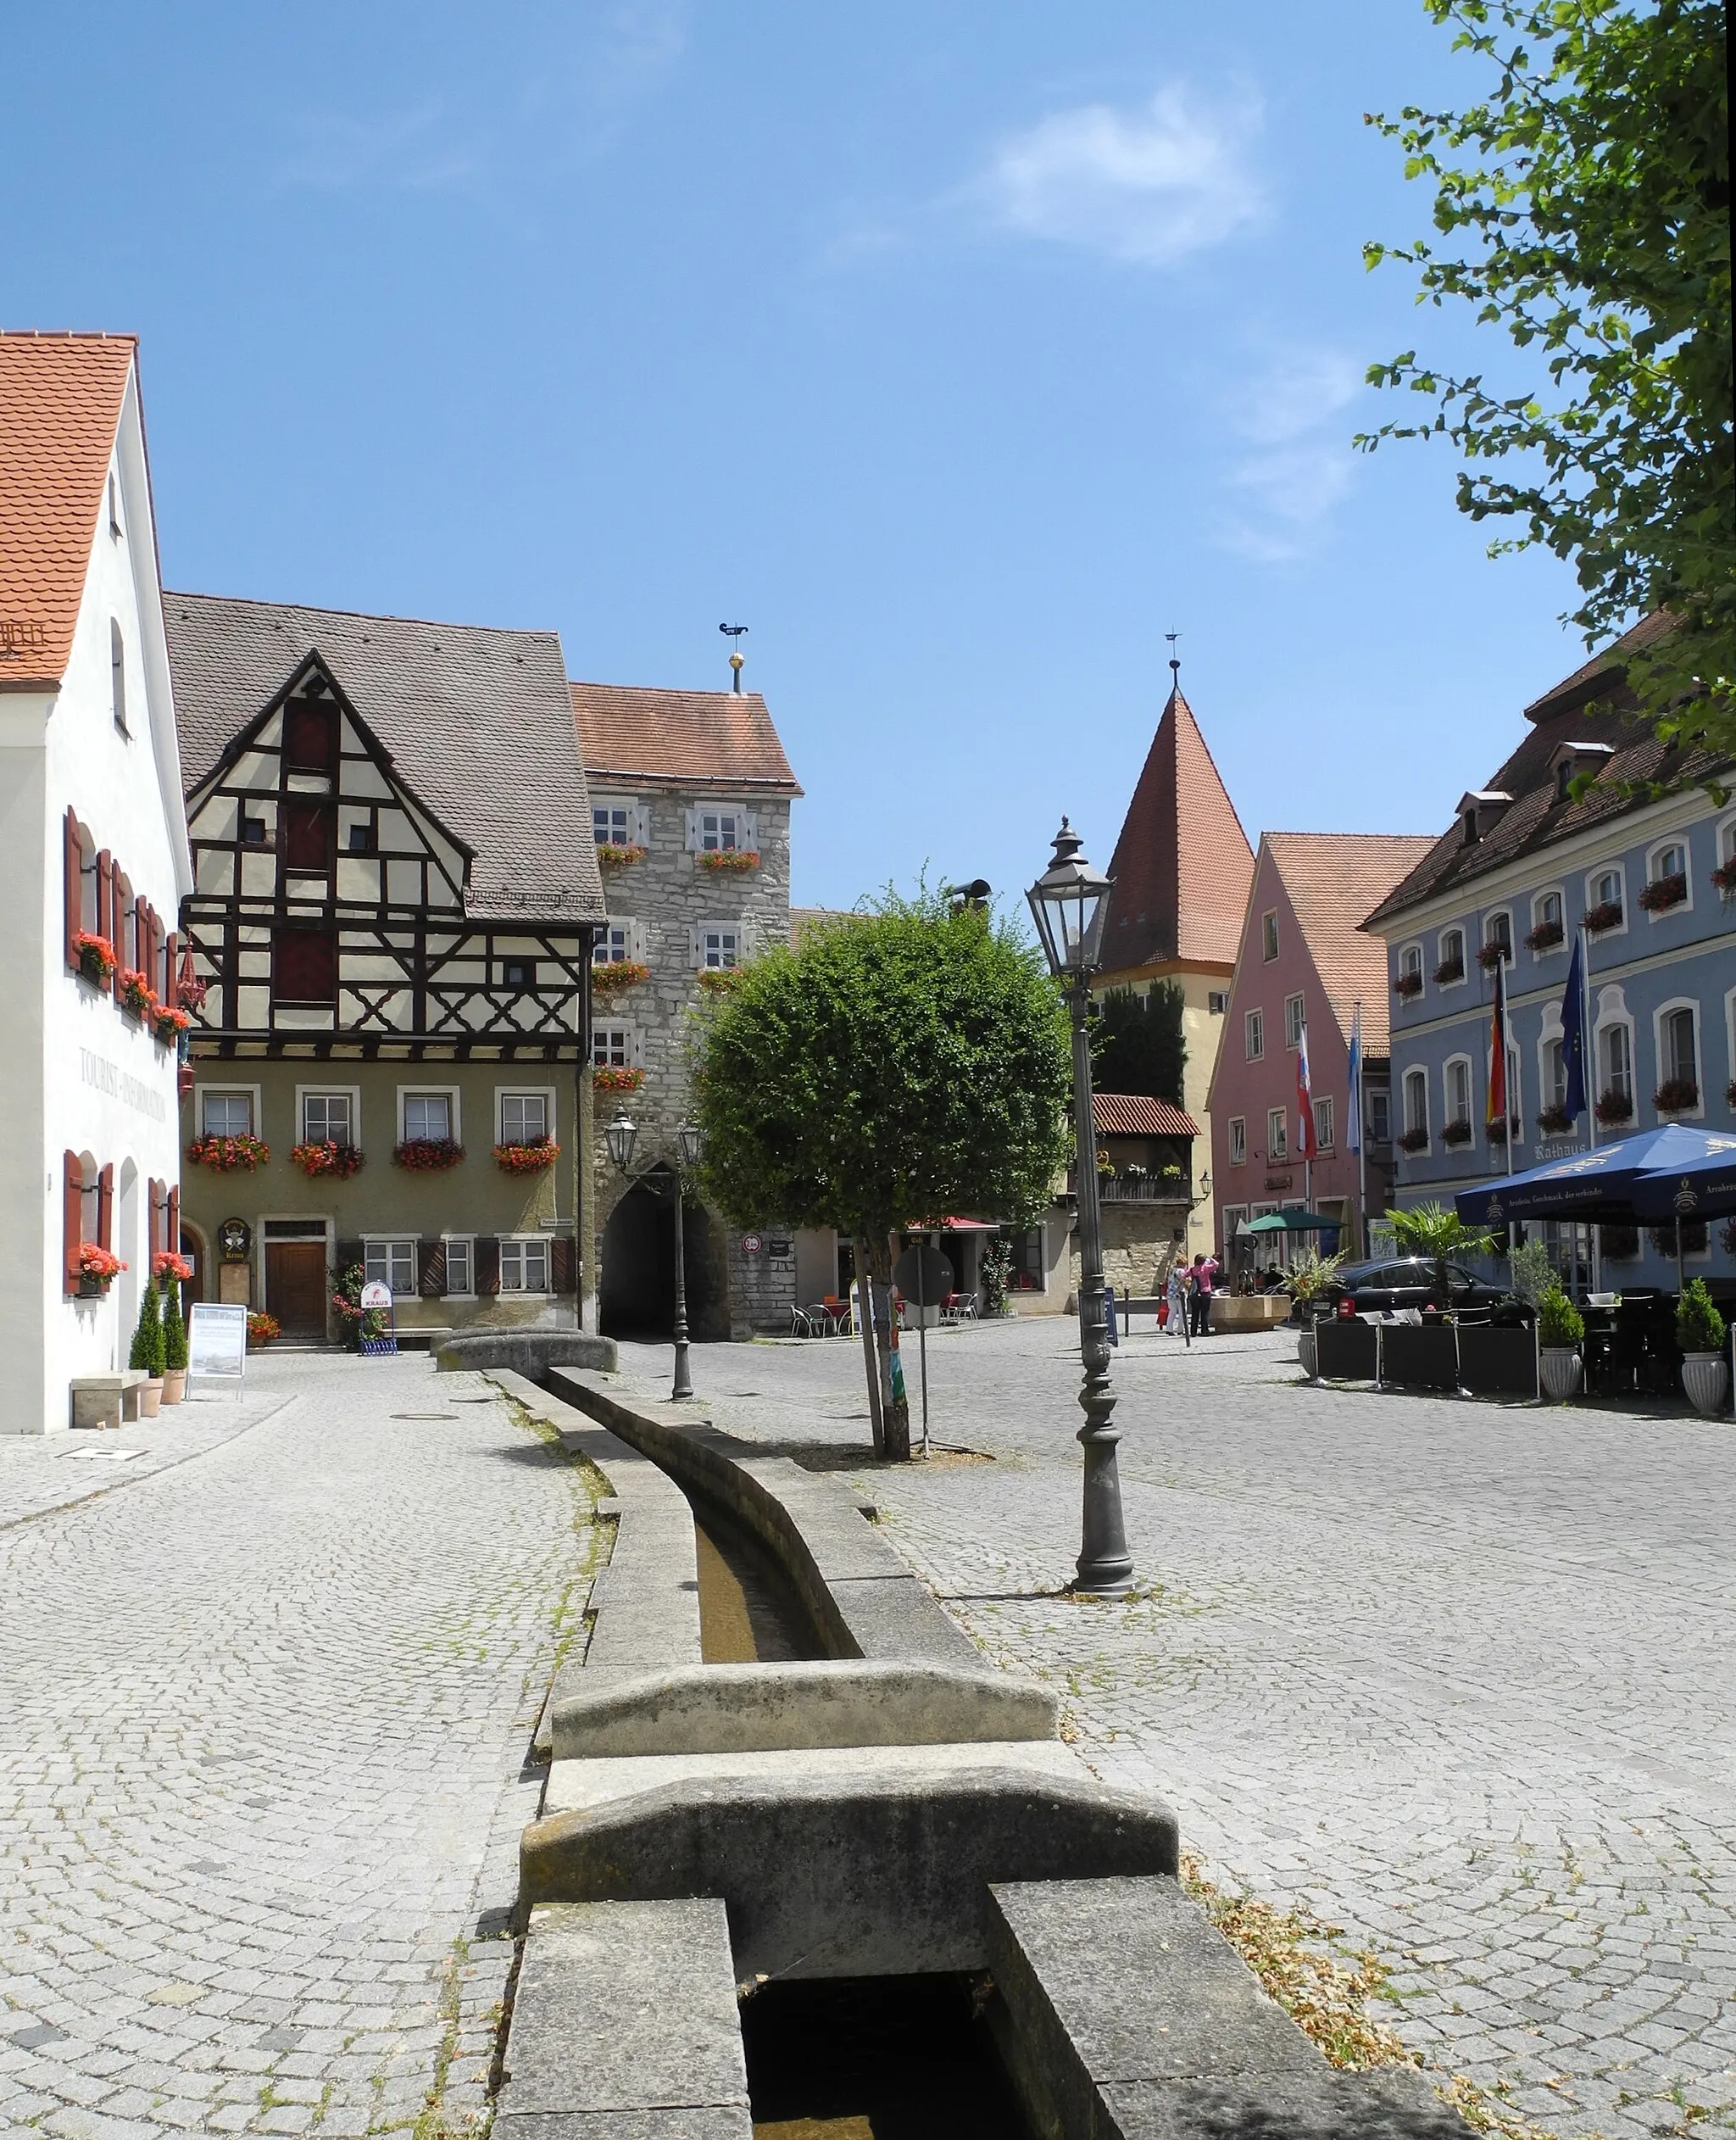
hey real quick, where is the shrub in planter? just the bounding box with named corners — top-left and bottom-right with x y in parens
top-left (187, 1133), bottom-right (270, 1171)
top-left (329, 1263), bottom-right (384, 1351)
top-left (590, 961), bottom-right (649, 997)
top-left (596, 841), bottom-right (648, 868)
top-left (495, 1138), bottom-right (560, 1173)
top-left (1653, 1078), bottom-right (1700, 1114)
top-left (1393, 970), bottom-right (1423, 999)
top-left (1524, 917), bottom-right (1565, 953)
top-left (1583, 899), bottom-right (1623, 933)
top-left (393, 1137), bottom-right (465, 1170)
top-left (160, 1277), bottom-right (189, 1402)
top-left (1440, 1117), bottom-right (1475, 1147)
top-left (1536, 1104), bottom-right (1574, 1134)
top-left (1538, 1287), bottom-right (1584, 1346)
top-left (291, 1140), bottom-right (365, 1179)
top-left (246, 1310), bottom-right (281, 1347)
top-left (1637, 872), bottom-right (1688, 913)
top-left (1507, 1239), bottom-right (1555, 1307)
top-left (592, 1065), bottom-right (644, 1094)
top-left (1595, 1087), bottom-right (1633, 1126)
top-left (1677, 1279), bottom-right (1726, 1355)
top-left (696, 848), bottom-right (760, 874)
top-left (119, 967), bottom-right (157, 1018)
top-left (129, 1279), bottom-right (166, 1379)
top-left (1432, 957), bottom-right (1465, 984)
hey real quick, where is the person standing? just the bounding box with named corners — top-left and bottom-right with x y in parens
top-left (1166, 1257), bottom-right (1188, 1336)
top-left (1192, 1251), bottom-right (1220, 1336)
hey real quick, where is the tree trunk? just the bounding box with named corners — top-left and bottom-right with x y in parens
top-left (854, 1234), bottom-right (887, 1458)
top-left (868, 1232), bottom-right (911, 1463)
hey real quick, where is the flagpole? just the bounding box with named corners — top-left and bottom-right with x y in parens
top-left (1582, 922), bottom-right (1600, 1294)
top-left (1354, 1001), bottom-right (1367, 1261)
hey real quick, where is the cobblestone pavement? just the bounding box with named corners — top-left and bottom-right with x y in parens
top-left (0, 1352), bottom-right (591, 2138)
top-left (620, 1318), bottom-right (1736, 2140)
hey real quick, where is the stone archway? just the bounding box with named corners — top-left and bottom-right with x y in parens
top-left (598, 1168), bottom-right (724, 1340)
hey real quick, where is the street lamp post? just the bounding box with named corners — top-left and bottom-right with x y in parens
top-left (606, 1108), bottom-right (704, 1402)
top-left (1027, 818), bottom-right (1135, 1597)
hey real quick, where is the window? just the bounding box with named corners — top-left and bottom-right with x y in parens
top-left (1588, 867), bottom-right (1625, 928)
top-left (242, 813), bottom-right (270, 845)
top-left (1446, 1059), bottom-right (1471, 1126)
top-left (1722, 820), bottom-right (1736, 867)
top-left (1484, 911), bottom-right (1511, 957)
top-left (303, 1091), bottom-right (353, 1145)
top-left (1542, 1039), bottom-right (1566, 1109)
top-left (1404, 1067), bottom-right (1428, 1138)
top-left (698, 924), bottom-right (741, 971)
top-left (202, 1091), bottom-right (253, 1138)
top-left (594, 925), bottom-right (633, 966)
top-left (348, 818), bottom-right (376, 853)
top-left (1284, 993), bottom-right (1305, 1050)
top-left (500, 1236), bottom-right (550, 1292)
top-left (110, 621), bottom-right (126, 735)
top-left (1603, 1023), bottom-right (1633, 1101)
top-left (1653, 842), bottom-right (1686, 883)
top-left (594, 801), bottom-right (632, 846)
top-left (1267, 1107), bottom-right (1288, 1159)
top-left (1244, 1007), bottom-right (1264, 1062)
top-left (1437, 928), bottom-right (1465, 979)
top-left (593, 1025), bottom-right (635, 1069)
top-left (1661, 1006), bottom-right (1699, 1090)
top-left (108, 474), bottom-right (122, 538)
top-left (1400, 945), bottom-right (1422, 984)
top-left (1535, 891), bottom-right (1562, 933)
top-left (502, 957), bottom-right (532, 986)
top-left (1208, 990), bottom-right (1229, 1015)
top-left (1261, 911), bottom-right (1279, 961)
top-left (403, 1093), bottom-right (452, 1143)
top-left (364, 1239), bottom-right (417, 1296)
top-left (272, 928), bottom-right (337, 1006)
top-left (1366, 1087), bottom-right (1390, 1144)
top-left (283, 801), bottom-right (334, 872)
top-left (1314, 1096), bottom-right (1334, 1151)
top-left (1229, 1117), bottom-right (1247, 1166)
top-left (500, 1092), bottom-right (549, 1145)
top-left (699, 810), bottom-right (742, 854)
top-left (444, 1237), bottom-right (475, 1297)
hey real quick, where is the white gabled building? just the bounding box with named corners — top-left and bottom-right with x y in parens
top-left (0, 333), bottom-right (193, 1433)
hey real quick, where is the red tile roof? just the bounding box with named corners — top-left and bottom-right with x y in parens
top-left (1266, 833), bottom-right (1436, 1052)
top-left (1093, 1092), bottom-right (1199, 1139)
top-left (0, 332), bottom-right (136, 691)
top-left (1103, 684), bottom-right (1255, 973)
top-left (572, 680), bottom-right (801, 793)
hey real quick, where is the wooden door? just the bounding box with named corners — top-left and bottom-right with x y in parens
top-left (266, 1242), bottom-right (328, 1338)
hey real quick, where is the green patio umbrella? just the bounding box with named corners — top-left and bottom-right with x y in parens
top-left (1242, 1208), bottom-right (1336, 1234)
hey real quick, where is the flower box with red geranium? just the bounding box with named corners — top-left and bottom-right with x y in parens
top-left (118, 967), bottom-right (157, 1018)
top-left (1524, 918), bottom-right (1565, 954)
top-left (187, 1133), bottom-right (270, 1171)
top-left (597, 842), bottom-right (648, 869)
top-left (590, 961), bottom-right (649, 998)
top-left (77, 1242), bottom-right (125, 1296)
top-left (592, 1066), bottom-right (644, 1095)
top-left (1713, 859), bottom-right (1736, 898)
top-left (1432, 958), bottom-right (1465, 985)
top-left (697, 967), bottom-right (743, 996)
top-left (1393, 971), bottom-right (1423, 1000)
top-left (1486, 1115), bottom-right (1519, 1145)
top-left (494, 1138), bottom-right (561, 1174)
top-left (1637, 872), bottom-right (1688, 914)
top-left (1595, 1088), bottom-right (1634, 1126)
top-left (1440, 1117), bottom-right (1475, 1148)
top-left (247, 1311), bottom-right (281, 1347)
top-left (1654, 1078), bottom-right (1700, 1115)
top-left (73, 931), bottom-right (117, 984)
top-left (152, 1003), bottom-right (192, 1048)
top-left (392, 1138), bottom-right (465, 1171)
top-left (1395, 1125), bottom-right (1429, 1153)
top-left (1536, 1104), bottom-right (1574, 1135)
top-left (697, 849), bottom-right (760, 875)
top-left (292, 1140), bottom-right (366, 1179)
top-left (1584, 899), bottom-right (1623, 933)
top-left (153, 1251), bottom-right (194, 1284)
top-left (1476, 940), bottom-right (1511, 970)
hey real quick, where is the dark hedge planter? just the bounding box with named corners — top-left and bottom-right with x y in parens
top-left (1380, 1324), bottom-right (1460, 1390)
top-left (1316, 1318), bottom-right (1378, 1379)
top-left (1458, 1324), bottom-right (1538, 1396)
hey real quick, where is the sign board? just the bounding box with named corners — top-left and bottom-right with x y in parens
top-left (187, 1303), bottom-right (248, 1386)
top-left (893, 1243), bottom-right (953, 1308)
top-left (360, 1281), bottom-right (392, 1310)
top-left (741, 1233), bottom-right (764, 1255)
top-left (904, 1302), bottom-right (941, 1329)
top-left (766, 1237), bottom-right (793, 1261)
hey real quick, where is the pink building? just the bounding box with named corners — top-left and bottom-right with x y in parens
top-left (1208, 833), bottom-right (1433, 1265)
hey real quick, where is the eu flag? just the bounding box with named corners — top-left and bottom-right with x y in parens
top-left (1561, 935), bottom-right (1588, 1121)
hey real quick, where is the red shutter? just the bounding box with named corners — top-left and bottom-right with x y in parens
top-left (96, 850), bottom-right (112, 961)
top-left (97, 1164), bottom-right (114, 1252)
top-left (63, 1152), bottom-right (84, 1293)
top-left (419, 1240), bottom-right (448, 1296)
top-left (64, 811), bottom-right (84, 969)
top-left (271, 928), bottom-right (338, 1006)
top-left (551, 1235), bottom-right (577, 1294)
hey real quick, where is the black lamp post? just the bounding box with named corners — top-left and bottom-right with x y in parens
top-left (606, 1108), bottom-right (704, 1401)
top-left (1027, 818), bottom-right (1135, 1597)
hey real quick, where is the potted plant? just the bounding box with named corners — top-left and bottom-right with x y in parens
top-left (329, 1264), bottom-right (384, 1351)
top-left (1637, 871), bottom-right (1688, 913)
top-left (152, 1001), bottom-right (192, 1049)
top-left (1713, 856), bottom-right (1736, 899)
top-left (697, 967), bottom-right (743, 995)
top-left (1654, 1078), bottom-right (1700, 1115)
top-left (1432, 956), bottom-right (1465, 984)
top-left (1476, 939), bottom-right (1511, 970)
top-left (1536, 1103), bottom-right (1573, 1134)
top-left (290, 1140), bottom-right (365, 1179)
top-left (592, 1064), bottom-right (645, 1094)
top-left (186, 1132), bottom-right (270, 1171)
top-left (159, 1275), bottom-right (189, 1405)
top-left (1584, 898), bottom-right (1624, 933)
top-left (494, 1137), bottom-right (561, 1173)
top-left (77, 1242), bottom-right (124, 1298)
top-left (247, 1309), bottom-right (281, 1348)
top-left (73, 930), bottom-right (118, 985)
top-left (1595, 1088), bottom-right (1634, 1126)
top-left (1288, 1247), bottom-right (1346, 1376)
top-left (1383, 1201), bottom-right (1495, 1315)
top-left (1537, 1286), bottom-right (1585, 1399)
top-left (1394, 970), bottom-right (1423, 1000)
top-left (1677, 1280), bottom-right (1729, 1416)
top-left (590, 960), bottom-right (649, 998)
top-left (696, 848), bottom-right (760, 873)
top-left (1441, 1117), bottom-right (1474, 1147)
top-left (596, 840), bottom-right (648, 868)
top-left (1524, 917), bottom-right (1565, 953)
top-left (1395, 1125), bottom-right (1429, 1153)
top-left (129, 1279), bottom-right (166, 1417)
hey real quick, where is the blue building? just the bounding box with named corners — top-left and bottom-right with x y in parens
top-left (1362, 617), bottom-right (1736, 1291)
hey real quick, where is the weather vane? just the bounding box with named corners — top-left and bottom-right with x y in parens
top-left (1165, 629), bottom-right (1181, 682)
top-left (720, 622), bottom-right (748, 693)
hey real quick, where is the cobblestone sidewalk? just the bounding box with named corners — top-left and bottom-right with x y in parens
top-left (623, 1318), bottom-right (1736, 2140)
top-left (0, 1352), bottom-right (590, 2137)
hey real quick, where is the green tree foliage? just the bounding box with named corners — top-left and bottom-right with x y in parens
top-left (1363, 1), bottom-right (1733, 754)
top-left (160, 1276), bottom-right (188, 1373)
top-left (692, 892), bottom-right (1071, 1457)
top-left (128, 1279), bottom-right (165, 1377)
top-left (1092, 984), bottom-right (1187, 1104)
top-left (1383, 1200), bottom-right (1497, 1307)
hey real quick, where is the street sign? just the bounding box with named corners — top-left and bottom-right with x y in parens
top-left (892, 1244), bottom-right (952, 1307)
top-left (741, 1233), bottom-right (764, 1255)
top-left (187, 1303), bottom-right (247, 1396)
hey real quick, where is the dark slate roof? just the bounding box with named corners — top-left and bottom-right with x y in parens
top-left (1362, 618), bottom-right (1731, 932)
top-left (164, 591), bottom-right (605, 926)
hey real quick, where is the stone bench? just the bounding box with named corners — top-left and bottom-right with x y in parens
top-left (70, 1371), bottom-right (149, 1431)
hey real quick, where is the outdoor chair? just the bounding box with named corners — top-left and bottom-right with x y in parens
top-left (789, 1304), bottom-right (816, 1338)
top-left (804, 1301), bottom-right (840, 1335)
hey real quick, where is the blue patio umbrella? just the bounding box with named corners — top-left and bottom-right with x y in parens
top-left (1630, 1127), bottom-right (1736, 1223)
top-left (1452, 1125), bottom-right (1726, 1229)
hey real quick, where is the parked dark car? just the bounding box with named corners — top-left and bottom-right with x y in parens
top-left (1287, 1256), bottom-right (1508, 1325)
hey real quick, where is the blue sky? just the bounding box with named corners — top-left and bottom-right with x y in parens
top-left (5, 2), bottom-right (1591, 912)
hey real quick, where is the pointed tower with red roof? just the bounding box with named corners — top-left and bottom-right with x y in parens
top-left (1093, 662), bottom-right (1255, 1260)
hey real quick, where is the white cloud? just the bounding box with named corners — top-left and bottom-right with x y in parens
top-left (972, 84), bottom-right (1265, 268)
top-left (276, 102), bottom-right (480, 192)
top-left (1215, 353), bottom-right (1365, 562)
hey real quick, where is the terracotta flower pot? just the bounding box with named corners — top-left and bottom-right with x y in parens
top-left (139, 1378), bottom-right (164, 1418)
top-left (160, 1368), bottom-right (187, 1406)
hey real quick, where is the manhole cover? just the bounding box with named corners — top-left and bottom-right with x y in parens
top-left (392, 1412), bottom-right (458, 1421)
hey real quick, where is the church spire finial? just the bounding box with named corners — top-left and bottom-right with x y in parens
top-left (1164, 630), bottom-right (1181, 694)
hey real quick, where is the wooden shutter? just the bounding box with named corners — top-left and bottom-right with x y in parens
top-left (133, 894), bottom-right (149, 983)
top-left (97, 1164), bottom-right (114, 1252)
top-left (283, 699), bottom-right (338, 774)
top-left (147, 1179), bottom-right (163, 1256)
top-left (476, 1236), bottom-right (501, 1296)
top-left (64, 811), bottom-right (84, 968)
top-left (63, 1152), bottom-right (84, 1293)
top-left (168, 1186), bottom-right (180, 1258)
top-left (96, 850), bottom-right (112, 956)
top-left (282, 801), bottom-right (335, 870)
top-left (271, 928), bottom-right (338, 1006)
top-left (550, 1234), bottom-right (577, 1294)
top-left (419, 1240), bottom-right (447, 1296)
top-left (108, 862), bottom-right (126, 996)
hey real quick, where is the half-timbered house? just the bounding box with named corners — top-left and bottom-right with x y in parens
top-left (166, 594), bottom-right (604, 1340)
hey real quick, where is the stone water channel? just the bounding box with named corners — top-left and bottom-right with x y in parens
top-left (487, 1363), bottom-right (1469, 2140)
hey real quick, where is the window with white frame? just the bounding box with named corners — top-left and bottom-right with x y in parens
top-left (594, 800), bottom-right (632, 845)
top-left (1590, 866), bottom-right (1623, 916)
top-left (698, 809), bottom-right (744, 853)
top-left (1601, 1022), bottom-right (1633, 1102)
top-left (500, 1091), bottom-right (549, 1145)
top-left (1314, 1096), bottom-right (1334, 1150)
top-left (593, 1024), bottom-right (636, 1069)
top-left (203, 1090), bottom-right (253, 1138)
top-left (1660, 1005), bottom-right (1700, 1094)
top-left (1437, 927), bottom-right (1465, 977)
top-left (1722, 819), bottom-right (1736, 867)
top-left (1484, 910), bottom-right (1512, 956)
top-left (1229, 1117), bottom-right (1247, 1165)
top-left (696, 923), bottom-right (742, 971)
top-left (1284, 993), bottom-right (1305, 1050)
top-left (364, 1238), bottom-right (417, 1296)
top-left (1403, 1067), bottom-right (1427, 1138)
top-left (1208, 989), bottom-right (1228, 1015)
top-left (403, 1092), bottom-right (452, 1143)
top-left (1366, 1086), bottom-right (1390, 1143)
top-left (302, 1091), bottom-right (353, 1145)
top-left (1267, 1106), bottom-right (1288, 1159)
top-left (1399, 944), bottom-right (1422, 986)
top-left (1244, 1006), bottom-right (1264, 1061)
top-left (1542, 1038), bottom-right (1567, 1109)
top-left (1446, 1058), bottom-right (1472, 1127)
top-left (110, 620), bottom-right (127, 735)
top-left (1651, 840), bottom-right (1687, 885)
top-left (593, 922), bottom-right (644, 966)
top-left (1533, 890), bottom-right (1563, 937)
top-left (1261, 911), bottom-right (1279, 961)
top-left (443, 1236), bottom-right (475, 1297)
top-left (500, 1235), bottom-right (550, 1292)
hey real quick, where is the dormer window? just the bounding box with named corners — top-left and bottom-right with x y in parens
top-left (1456, 791), bottom-right (1512, 845)
top-left (1550, 740), bottom-right (1614, 802)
